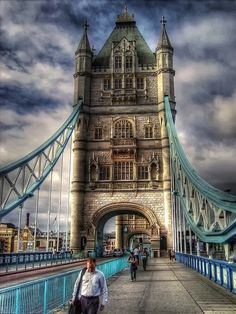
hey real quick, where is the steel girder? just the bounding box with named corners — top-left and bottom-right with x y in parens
top-left (0, 101), bottom-right (82, 218)
top-left (164, 96), bottom-right (236, 243)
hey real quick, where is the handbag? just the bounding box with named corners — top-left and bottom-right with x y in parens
top-left (68, 267), bottom-right (87, 314)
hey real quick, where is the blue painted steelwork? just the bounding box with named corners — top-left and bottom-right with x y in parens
top-left (164, 96), bottom-right (236, 243)
top-left (0, 256), bottom-right (128, 314)
top-left (0, 251), bottom-right (82, 273)
top-left (0, 251), bottom-right (73, 266)
top-left (0, 101), bottom-right (82, 218)
top-left (176, 252), bottom-right (236, 293)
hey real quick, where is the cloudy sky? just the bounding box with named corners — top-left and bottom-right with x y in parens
top-left (1, 0), bottom-right (236, 233)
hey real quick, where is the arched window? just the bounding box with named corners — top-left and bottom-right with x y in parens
top-left (145, 126), bottom-right (153, 138)
top-left (115, 56), bottom-right (122, 69)
top-left (114, 78), bottom-right (122, 89)
top-left (150, 164), bottom-right (157, 180)
top-left (114, 120), bottom-right (133, 138)
top-left (114, 161), bottom-right (133, 180)
top-left (126, 56), bottom-right (132, 69)
top-left (126, 78), bottom-right (133, 89)
top-left (103, 79), bottom-right (111, 90)
top-left (99, 166), bottom-right (110, 180)
top-left (90, 164), bottom-right (97, 182)
top-left (95, 128), bottom-right (102, 140)
top-left (138, 166), bottom-right (149, 179)
top-left (137, 78), bottom-right (144, 89)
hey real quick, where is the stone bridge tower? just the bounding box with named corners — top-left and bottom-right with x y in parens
top-left (70, 9), bottom-right (176, 257)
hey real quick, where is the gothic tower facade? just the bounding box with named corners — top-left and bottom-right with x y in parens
top-left (70, 9), bottom-right (176, 257)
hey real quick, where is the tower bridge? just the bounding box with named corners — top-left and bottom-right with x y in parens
top-left (0, 7), bottom-right (235, 260)
top-left (0, 7), bottom-right (236, 313)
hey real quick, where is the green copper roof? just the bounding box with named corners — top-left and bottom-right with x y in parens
top-left (93, 12), bottom-right (155, 67)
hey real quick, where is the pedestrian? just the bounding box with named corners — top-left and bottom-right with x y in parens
top-left (71, 257), bottom-right (108, 313)
top-left (168, 249), bottom-right (172, 260)
top-left (171, 249), bottom-right (175, 261)
top-left (141, 248), bottom-right (148, 271)
top-left (128, 252), bottom-right (138, 282)
top-left (133, 246), bottom-right (139, 265)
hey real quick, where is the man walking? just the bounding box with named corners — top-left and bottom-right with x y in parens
top-left (72, 257), bottom-right (108, 313)
top-left (133, 247), bottom-right (139, 265)
top-left (128, 252), bottom-right (138, 282)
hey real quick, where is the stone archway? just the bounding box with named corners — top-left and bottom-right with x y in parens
top-left (126, 229), bottom-right (152, 251)
top-left (87, 202), bottom-right (161, 257)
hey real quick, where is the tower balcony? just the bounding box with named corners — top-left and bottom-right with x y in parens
top-left (111, 137), bottom-right (136, 147)
top-left (100, 89), bottom-right (136, 103)
top-left (111, 89), bottom-right (136, 103)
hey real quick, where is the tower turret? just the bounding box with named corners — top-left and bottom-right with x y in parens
top-left (156, 17), bottom-right (175, 252)
top-left (156, 16), bottom-right (175, 105)
top-left (74, 21), bottom-right (92, 105)
top-left (71, 21), bottom-right (92, 253)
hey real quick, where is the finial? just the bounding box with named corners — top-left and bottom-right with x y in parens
top-left (84, 20), bottom-right (89, 32)
top-left (124, 3), bottom-right (128, 13)
top-left (160, 16), bottom-right (167, 27)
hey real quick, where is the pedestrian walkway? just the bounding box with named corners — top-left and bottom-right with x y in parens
top-left (55, 258), bottom-right (236, 314)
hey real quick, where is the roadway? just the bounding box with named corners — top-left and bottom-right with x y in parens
top-left (0, 258), bottom-right (105, 288)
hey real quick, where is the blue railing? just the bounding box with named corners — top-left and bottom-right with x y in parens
top-left (0, 251), bottom-right (84, 274)
top-left (176, 252), bottom-right (236, 294)
top-left (0, 256), bottom-right (128, 314)
top-left (0, 251), bottom-right (73, 266)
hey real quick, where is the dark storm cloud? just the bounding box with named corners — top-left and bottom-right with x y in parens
top-left (0, 82), bottom-right (59, 113)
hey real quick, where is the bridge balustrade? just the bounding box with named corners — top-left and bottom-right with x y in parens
top-left (0, 255), bottom-right (128, 314)
top-left (176, 252), bottom-right (236, 294)
top-left (0, 251), bottom-right (75, 273)
top-left (0, 251), bottom-right (72, 266)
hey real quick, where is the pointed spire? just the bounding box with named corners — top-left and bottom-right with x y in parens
top-left (75, 20), bottom-right (92, 55)
top-left (156, 16), bottom-right (173, 50)
top-left (116, 5), bottom-right (135, 25)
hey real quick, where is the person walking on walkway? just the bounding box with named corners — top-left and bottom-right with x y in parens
top-left (133, 246), bottom-right (139, 265)
top-left (72, 257), bottom-right (108, 313)
top-left (128, 252), bottom-right (138, 282)
top-left (141, 248), bottom-right (148, 271)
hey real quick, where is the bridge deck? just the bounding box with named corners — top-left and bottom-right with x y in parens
top-left (57, 258), bottom-right (236, 314)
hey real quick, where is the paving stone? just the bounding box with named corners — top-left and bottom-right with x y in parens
top-left (55, 258), bottom-right (236, 314)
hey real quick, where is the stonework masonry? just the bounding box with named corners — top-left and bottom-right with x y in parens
top-left (70, 9), bottom-right (176, 257)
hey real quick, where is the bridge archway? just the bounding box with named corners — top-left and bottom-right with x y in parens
top-left (126, 230), bottom-right (152, 251)
top-left (88, 202), bottom-right (161, 257)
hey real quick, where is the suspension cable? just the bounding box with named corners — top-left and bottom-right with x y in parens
top-left (33, 188), bottom-right (40, 252)
top-left (46, 170), bottom-right (53, 252)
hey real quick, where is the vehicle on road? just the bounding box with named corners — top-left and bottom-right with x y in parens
top-left (113, 248), bottom-right (123, 257)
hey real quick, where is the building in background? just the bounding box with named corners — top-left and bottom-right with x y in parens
top-left (0, 213), bottom-right (65, 253)
top-left (0, 223), bottom-right (17, 253)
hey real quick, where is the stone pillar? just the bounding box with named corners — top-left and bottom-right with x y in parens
top-left (159, 110), bottom-right (173, 252)
top-left (151, 226), bottom-right (160, 257)
top-left (70, 116), bottom-right (87, 253)
top-left (115, 215), bottom-right (123, 249)
top-left (151, 236), bottom-right (160, 258)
